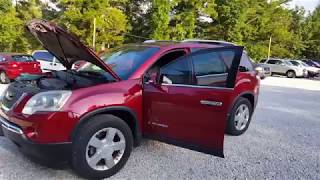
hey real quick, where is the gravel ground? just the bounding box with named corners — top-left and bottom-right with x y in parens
top-left (0, 77), bottom-right (320, 180)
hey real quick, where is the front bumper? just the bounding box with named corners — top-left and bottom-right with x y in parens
top-left (0, 116), bottom-right (71, 165)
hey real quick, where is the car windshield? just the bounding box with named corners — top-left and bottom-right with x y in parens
top-left (300, 62), bottom-right (309, 66)
top-left (11, 55), bottom-right (35, 62)
top-left (79, 46), bottom-right (159, 80)
top-left (283, 61), bottom-right (293, 66)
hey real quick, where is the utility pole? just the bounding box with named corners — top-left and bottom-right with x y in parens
top-left (92, 18), bottom-right (96, 51)
top-left (267, 36), bottom-right (272, 60)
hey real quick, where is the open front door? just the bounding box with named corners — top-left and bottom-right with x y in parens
top-left (143, 46), bottom-right (243, 157)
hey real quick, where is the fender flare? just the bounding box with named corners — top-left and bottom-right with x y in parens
top-left (72, 106), bottom-right (142, 146)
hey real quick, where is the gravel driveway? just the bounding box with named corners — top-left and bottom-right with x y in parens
top-left (0, 77), bottom-right (319, 180)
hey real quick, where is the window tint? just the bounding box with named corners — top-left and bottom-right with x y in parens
top-left (33, 51), bottom-right (54, 62)
top-left (239, 53), bottom-right (253, 71)
top-left (192, 50), bottom-right (234, 87)
top-left (160, 56), bottom-right (192, 85)
top-left (11, 55), bottom-right (35, 62)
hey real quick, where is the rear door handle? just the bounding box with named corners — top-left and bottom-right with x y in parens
top-left (200, 100), bottom-right (223, 106)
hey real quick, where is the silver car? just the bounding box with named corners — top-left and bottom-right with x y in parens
top-left (289, 60), bottom-right (320, 77)
top-left (263, 58), bottom-right (307, 78)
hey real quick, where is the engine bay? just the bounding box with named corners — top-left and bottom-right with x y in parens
top-left (16, 70), bottom-right (113, 91)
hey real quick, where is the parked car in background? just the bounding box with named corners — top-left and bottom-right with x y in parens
top-left (289, 60), bottom-right (320, 78)
top-left (303, 59), bottom-right (320, 68)
top-left (255, 63), bottom-right (271, 79)
top-left (0, 19), bottom-right (260, 179)
top-left (262, 58), bottom-right (307, 78)
top-left (0, 53), bottom-right (42, 84)
top-left (32, 50), bottom-right (66, 72)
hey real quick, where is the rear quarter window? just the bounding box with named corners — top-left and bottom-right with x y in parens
top-left (239, 53), bottom-right (253, 71)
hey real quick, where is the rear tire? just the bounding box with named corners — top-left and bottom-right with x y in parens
top-left (226, 97), bottom-right (253, 136)
top-left (0, 71), bottom-right (10, 84)
top-left (286, 70), bottom-right (296, 78)
top-left (71, 114), bottom-right (133, 179)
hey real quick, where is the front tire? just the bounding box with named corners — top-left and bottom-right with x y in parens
top-left (0, 71), bottom-right (10, 84)
top-left (226, 97), bottom-right (253, 136)
top-left (286, 70), bottom-right (296, 78)
top-left (71, 114), bottom-right (133, 179)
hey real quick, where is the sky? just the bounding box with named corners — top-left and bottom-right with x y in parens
top-left (288, 0), bottom-right (319, 12)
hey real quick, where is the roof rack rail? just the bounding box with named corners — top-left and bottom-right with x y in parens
top-left (143, 40), bottom-right (177, 43)
top-left (181, 39), bottom-right (236, 46)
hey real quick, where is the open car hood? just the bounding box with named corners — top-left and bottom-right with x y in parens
top-left (26, 19), bottom-right (121, 81)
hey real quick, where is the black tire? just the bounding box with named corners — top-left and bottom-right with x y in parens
top-left (0, 71), bottom-right (10, 84)
top-left (286, 70), bottom-right (296, 78)
top-left (71, 114), bottom-right (133, 179)
top-left (226, 97), bottom-right (253, 136)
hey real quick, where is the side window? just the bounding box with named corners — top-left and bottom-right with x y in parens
top-left (0, 55), bottom-right (4, 62)
top-left (275, 60), bottom-right (283, 65)
top-left (159, 56), bottom-right (192, 85)
top-left (239, 53), bottom-right (253, 71)
top-left (192, 50), bottom-right (234, 87)
top-left (267, 60), bottom-right (276, 64)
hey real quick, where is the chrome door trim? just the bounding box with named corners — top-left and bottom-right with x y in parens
top-left (161, 83), bottom-right (234, 90)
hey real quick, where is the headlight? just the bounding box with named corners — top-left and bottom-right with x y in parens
top-left (22, 91), bottom-right (72, 115)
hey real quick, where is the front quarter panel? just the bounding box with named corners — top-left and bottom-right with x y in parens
top-left (63, 79), bottom-right (143, 132)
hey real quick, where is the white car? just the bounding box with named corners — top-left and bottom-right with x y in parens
top-left (32, 50), bottom-right (66, 72)
top-left (289, 60), bottom-right (320, 77)
top-left (263, 58), bottom-right (307, 78)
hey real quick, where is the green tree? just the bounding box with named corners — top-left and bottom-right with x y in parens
top-left (149, 0), bottom-right (171, 40)
top-left (0, 0), bottom-right (22, 52)
top-left (58, 0), bottom-right (129, 51)
top-left (15, 0), bottom-right (43, 52)
top-left (302, 6), bottom-right (320, 59)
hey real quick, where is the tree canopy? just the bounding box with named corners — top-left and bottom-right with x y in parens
top-left (0, 0), bottom-right (319, 61)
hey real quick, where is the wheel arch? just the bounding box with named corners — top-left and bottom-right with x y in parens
top-left (72, 106), bottom-right (142, 147)
top-left (228, 91), bottom-right (255, 117)
top-left (286, 69), bottom-right (296, 74)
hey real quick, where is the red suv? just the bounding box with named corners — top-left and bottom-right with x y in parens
top-left (0, 19), bottom-right (259, 179)
top-left (0, 53), bottom-right (42, 83)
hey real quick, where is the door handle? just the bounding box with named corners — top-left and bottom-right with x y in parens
top-left (200, 100), bottom-right (223, 107)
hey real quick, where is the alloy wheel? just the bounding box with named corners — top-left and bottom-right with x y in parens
top-left (234, 104), bottom-right (250, 131)
top-left (85, 127), bottom-right (126, 171)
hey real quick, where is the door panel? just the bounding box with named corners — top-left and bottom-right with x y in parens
top-left (143, 46), bottom-right (243, 157)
